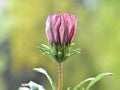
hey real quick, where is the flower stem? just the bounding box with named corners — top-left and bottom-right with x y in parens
top-left (58, 63), bottom-right (63, 90)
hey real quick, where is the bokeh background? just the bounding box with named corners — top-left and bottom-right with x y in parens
top-left (0, 0), bottom-right (120, 90)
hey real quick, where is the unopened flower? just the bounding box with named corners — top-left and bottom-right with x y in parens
top-left (38, 12), bottom-right (80, 63)
top-left (46, 12), bottom-right (77, 46)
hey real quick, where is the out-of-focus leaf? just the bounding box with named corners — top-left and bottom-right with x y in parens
top-left (20, 81), bottom-right (45, 90)
top-left (18, 87), bottom-right (30, 90)
top-left (86, 73), bottom-right (113, 90)
top-left (73, 78), bottom-right (94, 90)
top-left (73, 87), bottom-right (85, 90)
top-left (66, 87), bottom-right (70, 90)
top-left (34, 68), bottom-right (55, 90)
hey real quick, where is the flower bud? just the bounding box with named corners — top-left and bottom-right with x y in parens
top-left (46, 12), bottom-right (77, 46)
top-left (39, 12), bottom-right (79, 63)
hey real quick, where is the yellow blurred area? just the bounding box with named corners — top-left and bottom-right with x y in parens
top-left (0, 0), bottom-right (120, 90)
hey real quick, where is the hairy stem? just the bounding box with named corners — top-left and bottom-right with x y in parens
top-left (58, 63), bottom-right (63, 90)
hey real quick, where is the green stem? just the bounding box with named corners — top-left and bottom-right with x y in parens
top-left (58, 63), bottom-right (63, 90)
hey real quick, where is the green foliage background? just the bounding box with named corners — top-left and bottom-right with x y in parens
top-left (0, 0), bottom-right (120, 90)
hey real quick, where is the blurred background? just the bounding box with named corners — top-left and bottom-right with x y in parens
top-left (0, 0), bottom-right (120, 90)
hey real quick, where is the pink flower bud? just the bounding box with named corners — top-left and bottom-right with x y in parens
top-left (37, 12), bottom-right (79, 63)
top-left (46, 12), bottom-right (77, 46)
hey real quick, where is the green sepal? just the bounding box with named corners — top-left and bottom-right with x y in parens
top-left (37, 44), bottom-right (51, 55)
top-left (37, 43), bottom-right (81, 63)
top-left (67, 48), bottom-right (81, 57)
top-left (70, 43), bottom-right (75, 46)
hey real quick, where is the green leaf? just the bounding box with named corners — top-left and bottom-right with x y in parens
top-left (66, 87), bottom-right (70, 90)
top-left (34, 68), bottom-right (55, 90)
top-left (82, 87), bottom-right (85, 90)
top-left (21, 81), bottom-right (45, 90)
top-left (73, 87), bottom-right (85, 90)
top-left (86, 73), bottom-right (113, 90)
top-left (73, 78), bottom-right (94, 90)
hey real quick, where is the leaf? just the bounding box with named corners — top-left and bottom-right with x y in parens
top-left (18, 87), bottom-right (30, 90)
top-left (73, 78), bottom-right (94, 90)
top-left (82, 87), bottom-right (85, 90)
top-left (21, 81), bottom-right (45, 90)
top-left (73, 87), bottom-right (85, 90)
top-left (34, 68), bottom-right (55, 90)
top-left (66, 87), bottom-right (70, 90)
top-left (86, 73), bottom-right (113, 90)
top-left (28, 81), bottom-right (45, 90)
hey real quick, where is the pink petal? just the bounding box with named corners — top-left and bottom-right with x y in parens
top-left (55, 15), bottom-right (61, 44)
top-left (69, 14), bottom-right (77, 42)
top-left (59, 16), bottom-right (65, 44)
top-left (63, 13), bottom-right (72, 34)
top-left (52, 12), bottom-right (61, 26)
top-left (63, 13), bottom-right (73, 44)
top-left (46, 15), bottom-right (53, 43)
top-left (71, 14), bottom-right (77, 31)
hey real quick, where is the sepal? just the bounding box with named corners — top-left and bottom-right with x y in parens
top-left (37, 44), bottom-right (51, 55)
top-left (68, 48), bottom-right (81, 57)
top-left (37, 43), bottom-right (80, 63)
